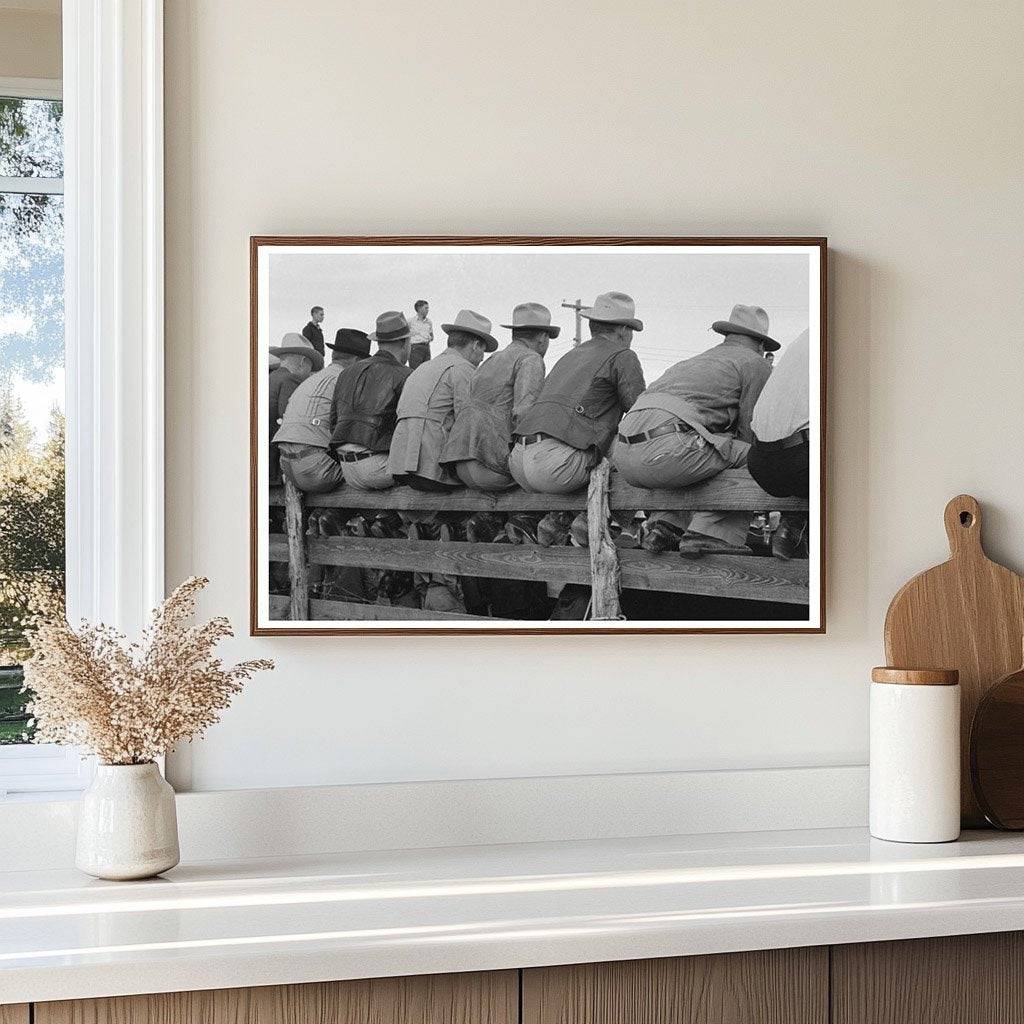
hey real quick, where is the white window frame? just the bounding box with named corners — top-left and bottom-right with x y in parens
top-left (0, 0), bottom-right (165, 798)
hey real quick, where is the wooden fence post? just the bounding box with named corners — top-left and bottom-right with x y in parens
top-left (586, 459), bottom-right (622, 620)
top-left (283, 475), bottom-right (310, 621)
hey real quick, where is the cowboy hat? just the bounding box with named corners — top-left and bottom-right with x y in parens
top-left (328, 328), bottom-right (371, 358)
top-left (580, 292), bottom-right (643, 331)
top-left (441, 309), bottom-right (499, 352)
top-left (368, 310), bottom-right (412, 343)
top-left (712, 304), bottom-right (780, 351)
top-left (269, 332), bottom-right (325, 371)
top-left (500, 302), bottom-right (561, 337)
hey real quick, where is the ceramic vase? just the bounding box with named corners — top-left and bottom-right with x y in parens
top-left (76, 762), bottom-right (180, 880)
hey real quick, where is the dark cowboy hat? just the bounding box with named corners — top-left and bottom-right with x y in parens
top-left (711, 304), bottom-right (780, 352)
top-left (269, 333), bottom-right (325, 371)
top-left (328, 328), bottom-right (371, 358)
top-left (368, 310), bottom-right (412, 343)
top-left (500, 302), bottom-right (561, 338)
top-left (441, 309), bottom-right (498, 352)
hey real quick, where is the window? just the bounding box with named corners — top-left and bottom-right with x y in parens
top-left (0, 79), bottom-right (87, 798)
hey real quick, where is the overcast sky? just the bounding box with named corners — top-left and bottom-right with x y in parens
top-left (267, 247), bottom-right (812, 382)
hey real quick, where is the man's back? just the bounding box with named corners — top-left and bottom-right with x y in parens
top-left (273, 362), bottom-right (344, 447)
top-left (331, 351), bottom-right (412, 452)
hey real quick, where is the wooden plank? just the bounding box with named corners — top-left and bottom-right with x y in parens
top-left (269, 469), bottom-right (808, 513)
top-left (832, 933), bottom-right (1024, 1024)
top-left (268, 593), bottom-right (290, 618)
top-left (522, 949), bottom-right (828, 1024)
top-left (36, 971), bottom-right (518, 1024)
top-left (283, 476), bottom-right (309, 621)
top-left (0, 1006), bottom-right (29, 1024)
top-left (269, 537), bottom-right (810, 604)
top-left (588, 459), bottom-right (621, 619)
top-left (311, 599), bottom-right (501, 622)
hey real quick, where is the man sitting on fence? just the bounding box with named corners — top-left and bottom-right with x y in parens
top-left (441, 302), bottom-right (554, 495)
top-left (611, 303), bottom-right (776, 553)
top-left (329, 311), bottom-right (414, 493)
top-left (268, 333), bottom-right (322, 485)
top-left (274, 328), bottom-right (370, 494)
top-left (509, 292), bottom-right (646, 546)
top-left (748, 327), bottom-right (810, 559)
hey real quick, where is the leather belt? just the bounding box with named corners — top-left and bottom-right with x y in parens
top-left (336, 449), bottom-right (373, 463)
top-left (754, 428), bottom-right (810, 453)
top-left (279, 443), bottom-right (334, 460)
top-left (518, 433), bottom-right (548, 446)
top-left (617, 420), bottom-right (693, 445)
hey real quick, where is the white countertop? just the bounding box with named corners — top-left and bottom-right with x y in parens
top-left (4, 826), bottom-right (1024, 1004)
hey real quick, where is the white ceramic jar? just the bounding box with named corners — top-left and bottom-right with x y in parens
top-left (869, 667), bottom-right (961, 843)
top-left (76, 762), bottom-right (180, 880)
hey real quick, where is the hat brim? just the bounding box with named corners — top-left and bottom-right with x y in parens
top-left (711, 320), bottom-right (780, 351)
top-left (441, 323), bottom-right (499, 352)
top-left (368, 329), bottom-right (412, 343)
top-left (580, 310), bottom-right (643, 332)
top-left (500, 323), bottom-right (561, 338)
top-left (269, 346), bottom-right (325, 369)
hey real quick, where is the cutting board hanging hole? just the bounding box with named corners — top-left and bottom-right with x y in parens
top-left (944, 494), bottom-right (982, 557)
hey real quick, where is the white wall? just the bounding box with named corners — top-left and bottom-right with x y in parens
top-left (164, 0), bottom-right (1024, 792)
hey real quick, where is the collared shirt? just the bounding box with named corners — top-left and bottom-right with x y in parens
top-left (516, 336), bottom-right (646, 455)
top-left (751, 330), bottom-right (810, 442)
top-left (408, 314), bottom-right (433, 347)
top-left (272, 361), bottom-right (347, 448)
top-left (640, 339), bottom-right (772, 443)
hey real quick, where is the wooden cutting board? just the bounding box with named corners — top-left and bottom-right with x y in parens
top-left (884, 494), bottom-right (1024, 826)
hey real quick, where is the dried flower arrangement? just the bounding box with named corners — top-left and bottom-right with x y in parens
top-left (22, 576), bottom-right (273, 765)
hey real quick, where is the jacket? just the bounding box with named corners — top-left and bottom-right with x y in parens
top-left (329, 350), bottom-right (413, 453)
top-left (302, 321), bottom-right (325, 358)
top-left (623, 339), bottom-right (772, 449)
top-left (440, 341), bottom-right (545, 473)
top-left (272, 361), bottom-right (346, 448)
top-left (515, 336), bottom-right (645, 455)
top-left (269, 366), bottom-right (303, 434)
top-left (387, 348), bottom-right (476, 484)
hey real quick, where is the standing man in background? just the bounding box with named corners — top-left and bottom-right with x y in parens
top-left (302, 305), bottom-right (326, 359)
top-left (408, 299), bottom-right (433, 368)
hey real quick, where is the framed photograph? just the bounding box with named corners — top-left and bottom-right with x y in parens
top-left (251, 236), bottom-right (826, 635)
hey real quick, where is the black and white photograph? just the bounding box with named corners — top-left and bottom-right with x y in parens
top-left (251, 238), bottom-right (825, 634)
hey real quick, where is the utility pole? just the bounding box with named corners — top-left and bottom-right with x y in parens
top-left (561, 299), bottom-right (584, 347)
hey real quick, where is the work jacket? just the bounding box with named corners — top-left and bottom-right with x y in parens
top-left (440, 342), bottom-right (545, 474)
top-left (272, 362), bottom-right (346, 448)
top-left (388, 348), bottom-right (475, 484)
top-left (302, 321), bottom-right (325, 359)
top-left (515, 336), bottom-right (645, 455)
top-left (330, 350), bottom-right (413, 453)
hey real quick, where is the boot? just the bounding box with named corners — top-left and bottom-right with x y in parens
top-left (643, 518), bottom-right (687, 554)
top-left (371, 511), bottom-right (404, 539)
top-left (505, 513), bottom-right (539, 544)
top-left (464, 512), bottom-right (504, 544)
top-left (569, 512), bottom-right (589, 548)
top-left (537, 511), bottom-right (573, 547)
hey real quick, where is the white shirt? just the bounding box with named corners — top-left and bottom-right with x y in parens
top-left (750, 329), bottom-right (810, 442)
top-left (409, 314), bottom-right (433, 346)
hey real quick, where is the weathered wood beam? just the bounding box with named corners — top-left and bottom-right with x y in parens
top-left (282, 475), bottom-right (310, 621)
top-left (268, 536), bottom-right (810, 605)
top-left (269, 469), bottom-right (808, 513)
top-left (311, 599), bottom-right (502, 622)
top-left (587, 460), bottom-right (622, 620)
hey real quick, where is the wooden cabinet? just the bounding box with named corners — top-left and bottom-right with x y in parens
top-left (34, 971), bottom-right (517, 1024)
top-left (21, 932), bottom-right (1024, 1024)
top-left (832, 932), bottom-right (1024, 1024)
top-left (522, 948), bottom-right (828, 1024)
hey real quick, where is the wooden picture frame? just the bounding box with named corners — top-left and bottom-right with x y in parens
top-left (251, 236), bottom-right (827, 635)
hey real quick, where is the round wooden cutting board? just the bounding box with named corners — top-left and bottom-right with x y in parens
top-left (884, 494), bottom-right (1024, 826)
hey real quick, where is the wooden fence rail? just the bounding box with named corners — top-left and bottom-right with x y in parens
top-left (268, 467), bottom-right (810, 622)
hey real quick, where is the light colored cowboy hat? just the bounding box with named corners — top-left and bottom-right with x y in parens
top-left (712, 304), bottom-right (780, 352)
top-left (368, 310), bottom-right (412, 343)
top-left (500, 302), bottom-right (561, 337)
top-left (580, 291), bottom-right (643, 331)
top-left (441, 309), bottom-right (499, 352)
top-left (269, 332), bottom-right (324, 371)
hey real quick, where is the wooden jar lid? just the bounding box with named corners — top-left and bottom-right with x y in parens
top-left (871, 667), bottom-right (959, 686)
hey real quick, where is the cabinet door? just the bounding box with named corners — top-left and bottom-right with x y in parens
top-left (0, 1006), bottom-right (29, 1024)
top-left (523, 948), bottom-right (828, 1024)
top-left (832, 932), bottom-right (1024, 1024)
top-left (35, 970), bottom-right (517, 1024)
